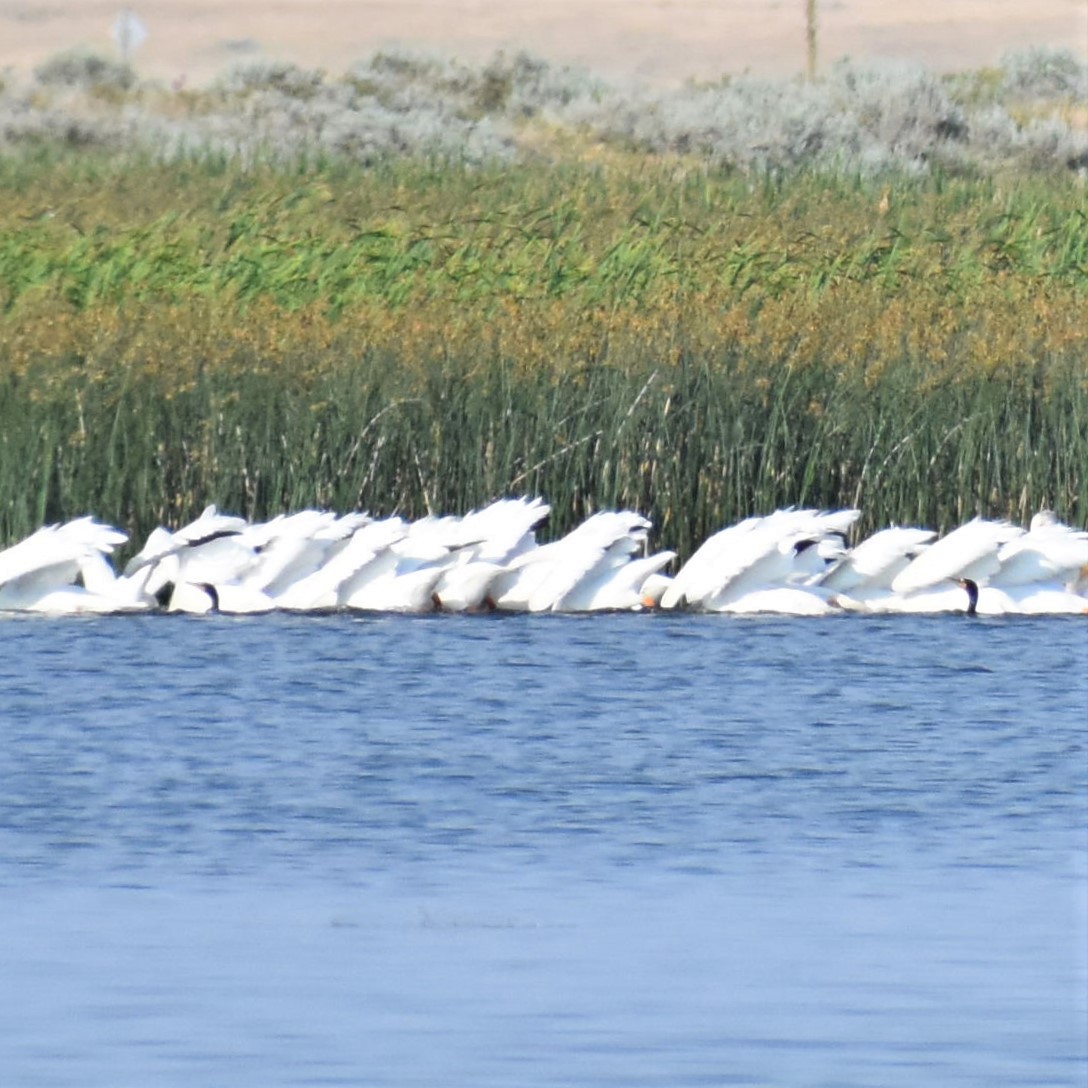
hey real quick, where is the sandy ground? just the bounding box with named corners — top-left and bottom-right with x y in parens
top-left (1, 0), bottom-right (1086, 87)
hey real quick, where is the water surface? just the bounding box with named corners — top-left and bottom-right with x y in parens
top-left (1, 613), bottom-right (1085, 1086)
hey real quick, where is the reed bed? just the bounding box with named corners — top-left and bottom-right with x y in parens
top-left (1, 61), bottom-right (1086, 557)
top-left (2, 288), bottom-right (1084, 557)
top-left (2, 156), bottom-right (1086, 314)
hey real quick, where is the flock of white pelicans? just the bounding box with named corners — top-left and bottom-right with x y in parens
top-left (0, 499), bottom-right (1086, 617)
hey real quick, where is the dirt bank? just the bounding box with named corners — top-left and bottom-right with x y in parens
top-left (2, 0), bottom-right (1085, 87)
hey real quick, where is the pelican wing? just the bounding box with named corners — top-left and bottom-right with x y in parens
top-left (891, 518), bottom-right (1022, 594)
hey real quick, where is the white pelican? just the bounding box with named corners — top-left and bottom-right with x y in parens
top-left (818, 526), bottom-right (937, 595)
top-left (430, 498), bottom-right (554, 610)
top-left (0, 517), bottom-right (148, 613)
top-left (890, 517), bottom-right (1023, 596)
top-left (525, 511), bottom-right (653, 612)
top-left (166, 580), bottom-right (276, 615)
top-left (991, 512), bottom-right (1088, 589)
top-left (342, 562), bottom-right (449, 612)
top-left (550, 549), bottom-right (678, 611)
top-left (238, 510), bottom-right (364, 596)
top-left (481, 509), bottom-right (667, 612)
top-left (660, 508), bottom-right (860, 612)
top-left (877, 513), bottom-right (1088, 615)
top-left (3, 500), bottom-right (1083, 617)
top-left (124, 505), bottom-right (248, 576)
top-left (264, 518), bottom-right (396, 611)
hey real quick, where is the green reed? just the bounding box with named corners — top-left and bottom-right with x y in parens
top-left (1, 152), bottom-right (1086, 555)
top-left (2, 156), bottom-right (1086, 317)
top-left (2, 343), bottom-right (1083, 558)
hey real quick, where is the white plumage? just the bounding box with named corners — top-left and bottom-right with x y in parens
top-left (1, 502), bottom-right (1084, 616)
top-left (660, 508), bottom-right (860, 613)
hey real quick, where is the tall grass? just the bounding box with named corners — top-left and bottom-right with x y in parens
top-left (0, 105), bottom-right (1085, 556)
top-left (2, 155), bottom-right (1085, 313)
top-left (2, 303), bottom-right (1084, 556)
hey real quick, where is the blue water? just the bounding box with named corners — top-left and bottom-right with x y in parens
top-left (1, 613), bottom-right (1085, 1087)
